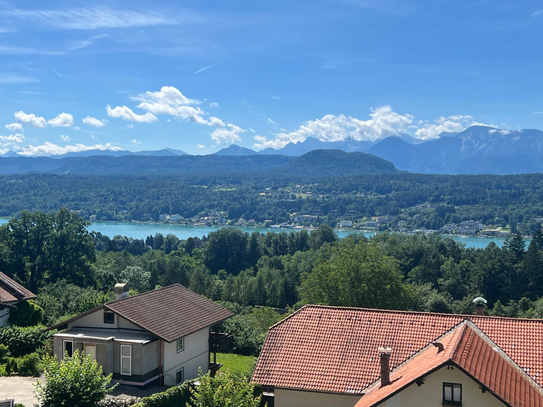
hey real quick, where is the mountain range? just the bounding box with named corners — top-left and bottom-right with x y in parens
top-left (0, 150), bottom-right (398, 177)
top-left (2, 126), bottom-right (543, 174)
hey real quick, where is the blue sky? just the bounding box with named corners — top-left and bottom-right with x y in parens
top-left (1, 0), bottom-right (543, 155)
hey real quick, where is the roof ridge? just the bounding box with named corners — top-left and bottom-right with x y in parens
top-left (105, 283), bottom-right (183, 305)
top-left (295, 304), bottom-right (543, 323)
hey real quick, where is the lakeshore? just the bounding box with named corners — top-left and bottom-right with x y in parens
top-left (0, 218), bottom-right (522, 249)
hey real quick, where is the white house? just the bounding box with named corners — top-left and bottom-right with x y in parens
top-left (48, 284), bottom-right (233, 387)
top-left (0, 271), bottom-right (36, 327)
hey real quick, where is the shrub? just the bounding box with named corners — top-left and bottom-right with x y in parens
top-left (8, 300), bottom-right (44, 327)
top-left (0, 325), bottom-right (53, 357)
top-left (0, 343), bottom-right (9, 363)
top-left (0, 364), bottom-right (8, 376)
top-left (35, 350), bottom-right (116, 407)
top-left (18, 352), bottom-right (41, 376)
top-left (133, 381), bottom-right (195, 407)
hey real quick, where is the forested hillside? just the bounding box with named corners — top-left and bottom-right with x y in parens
top-left (1, 172), bottom-right (543, 232)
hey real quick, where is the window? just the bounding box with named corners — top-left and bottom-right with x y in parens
top-left (104, 311), bottom-right (115, 324)
top-left (120, 344), bottom-right (132, 376)
top-left (176, 367), bottom-right (184, 385)
top-left (443, 382), bottom-right (462, 405)
top-left (63, 340), bottom-right (73, 359)
top-left (176, 337), bottom-right (184, 353)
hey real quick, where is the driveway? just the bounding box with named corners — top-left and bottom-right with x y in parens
top-left (0, 375), bottom-right (44, 407)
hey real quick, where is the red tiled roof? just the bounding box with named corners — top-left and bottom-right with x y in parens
top-left (105, 284), bottom-right (234, 342)
top-left (0, 271), bottom-right (36, 304)
top-left (356, 322), bottom-right (543, 407)
top-left (251, 305), bottom-right (543, 395)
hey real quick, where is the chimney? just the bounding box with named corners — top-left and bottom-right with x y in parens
top-left (115, 283), bottom-right (129, 301)
top-left (378, 347), bottom-right (392, 387)
top-left (473, 297), bottom-right (487, 316)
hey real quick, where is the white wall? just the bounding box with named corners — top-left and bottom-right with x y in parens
top-left (377, 366), bottom-right (504, 407)
top-left (68, 308), bottom-right (142, 331)
top-left (162, 327), bottom-right (209, 386)
top-left (0, 308), bottom-right (10, 327)
top-left (274, 389), bottom-right (362, 407)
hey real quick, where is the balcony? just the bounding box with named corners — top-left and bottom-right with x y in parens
top-left (209, 332), bottom-right (231, 353)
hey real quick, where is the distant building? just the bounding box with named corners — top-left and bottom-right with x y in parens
top-left (89, 215), bottom-right (96, 222)
top-left (169, 214), bottom-right (183, 221)
top-left (365, 220), bottom-right (378, 228)
top-left (159, 214), bottom-right (169, 221)
top-left (340, 220), bottom-right (353, 228)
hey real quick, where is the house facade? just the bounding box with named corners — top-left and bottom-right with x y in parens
top-left (252, 305), bottom-right (543, 407)
top-left (48, 284), bottom-right (233, 387)
top-left (0, 271), bottom-right (36, 327)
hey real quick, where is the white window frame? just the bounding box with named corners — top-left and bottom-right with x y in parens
top-left (63, 340), bottom-right (74, 359)
top-left (120, 344), bottom-right (132, 376)
top-left (176, 367), bottom-right (184, 385)
top-left (176, 337), bottom-right (184, 353)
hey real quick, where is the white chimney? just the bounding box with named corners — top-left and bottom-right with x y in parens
top-left (114, 283), bottom-right (129, 301)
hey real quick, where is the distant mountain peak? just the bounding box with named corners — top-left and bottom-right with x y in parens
top-left (214, 144), bottom-right (256, 156)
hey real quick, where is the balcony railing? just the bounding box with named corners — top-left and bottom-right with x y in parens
top-left (209, 332), bottom-right (231, 353)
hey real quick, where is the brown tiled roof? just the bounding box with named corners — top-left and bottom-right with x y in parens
top-left (104, 284), bottom-right (234, 342)
top-left (251, 305), bottom-right (543, 395)
top-left (356, 322), bottom-right (543, 407)
top-left (0, 271), bottom-right (36, 304)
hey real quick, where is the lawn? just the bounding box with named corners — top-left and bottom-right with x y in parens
top-left (216, 353), bottom-right (257, 376)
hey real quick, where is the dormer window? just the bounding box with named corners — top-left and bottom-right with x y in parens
top-left (443, 382), bottom-right (462, 405)
top-left (104, 311), bottom-right (115, 324)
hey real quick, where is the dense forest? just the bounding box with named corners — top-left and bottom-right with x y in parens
top-left (2, 209), bottom-right (543, 357)
top-left (1, 172), bottom-right (543, 232)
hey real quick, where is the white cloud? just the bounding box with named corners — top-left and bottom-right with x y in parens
top-left (0, 74), bottom-right (38, 84)
top-left (61, 135), bottom-right (71, 142)
top-left (197, 144), bottom-right (206, 148)
top-left (14, 111), bottom-right (47, 129)
top-left (209, 102), bottom-right (219, 107)
top-left (89, 134), bottom-right (97, 140)
top-left (48, 112), bottom-right (74, 127)
top-left (271, 95), bottom-right (280, 100)
top-left (254, 106), bottom-right (413, 150)
top-left (127, 124), bottom-right (134, 128)
top-left (132, 86), bottom-right (229, 127)
top-left (488, 129), bottom-right (511, 135)
top-left (5, 123), bottom-right (23, 132)
top-left (2, 6), bottom-right (185, 30)
top-left (82, 116), bottom-right (107, 127)
top-left (16, 142), bottom-right (122, 156)
top-left (106, 105), bottom-right (157, 123)
top-left (266, 118), bottom-right (279, 126)
top-left (131, 139), bottom-right (141, 144)
top-left (415, 115), bottom-right (499, 140)
top-left (532, 10), bottom-right (543, 17)
top-left (211, 124), bottom-right (244, 144)
top-left (0, 134), bottom-right (25, 144)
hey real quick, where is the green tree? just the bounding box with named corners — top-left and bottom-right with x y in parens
top-left (194, 371), bottom-right (261, 407)
top-left (0, 208), bottom-right (95, 292)
top-left (35, 350), bottom-right (116, 407)
top-left (301, 239), bottom-right (413, 309)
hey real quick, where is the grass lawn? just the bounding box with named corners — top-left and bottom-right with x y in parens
top-left (216, 353), bottom-right (257, 376)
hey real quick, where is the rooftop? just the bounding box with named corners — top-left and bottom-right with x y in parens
top-left (50, 284), bottom-right (234, 343)
top-left (0, 271), bottom-right (36, 305)
top-left (252, 305), bottom-right (543, 395)
top-left (356, 321), bottom-right (543, 407)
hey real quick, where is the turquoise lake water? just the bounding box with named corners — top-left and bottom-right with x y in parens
top-left (0, 218), bottom-right (512, 249)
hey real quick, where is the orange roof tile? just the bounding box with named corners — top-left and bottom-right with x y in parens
top-left (356, 322), bottom-right (543, 407)
top-left (252, 305), bottom-right (543, 396)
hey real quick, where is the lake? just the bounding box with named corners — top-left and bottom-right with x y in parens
top-left (0, 217), bottom-right (513, 249)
